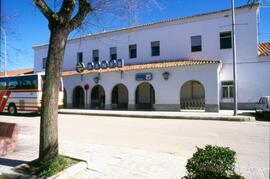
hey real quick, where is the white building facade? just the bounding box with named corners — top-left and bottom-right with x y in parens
top-left (33, 4), bottom-right (270, 112)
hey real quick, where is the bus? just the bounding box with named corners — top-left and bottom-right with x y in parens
top-left (0, 73), bottom-right (64, 115)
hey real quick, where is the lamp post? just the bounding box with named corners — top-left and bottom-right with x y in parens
top-left (231, 0), bottom-right (238, 116)
top-left (0, 27), bottom-right (7, 76)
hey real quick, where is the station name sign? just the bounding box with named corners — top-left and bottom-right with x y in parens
top-left (135, 73), bottom-right (152, 81)
top-left (76, 59), bottom-right (124, 73)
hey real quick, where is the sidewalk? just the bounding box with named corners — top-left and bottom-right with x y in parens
top-left (60, 141), bottom-right (187, 179)
top-left (61, 141), bottom-right (268, 179)
top-left (59, 109), bottom-right (256, 121)
top-left (1, 140), bottom-right (268, 179)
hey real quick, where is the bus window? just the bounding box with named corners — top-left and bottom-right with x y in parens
top-left (5, 75), bottom-right (38, 90)
top-left (22, 76), bottom-right (38, 89)
top-left (8, 79), bottom-right (20, 89)
top-left (22, 79), bottom-right (32, 89)
top-left (0, 79), bottom-right (7, 90)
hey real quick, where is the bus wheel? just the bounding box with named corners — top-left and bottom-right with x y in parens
top-left (8, 104), bottom-right (17, 115)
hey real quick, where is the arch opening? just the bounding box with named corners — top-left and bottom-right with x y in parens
top-left (72, 86), bottom-right (85, 108)
top-left (180, 80), bottom-right (205, 110)
top-left (135, 82), bottom-right (155, 110)
top-left (111, 84), bottom-right (129, 110)
top-left (91, 85), bottom-right (105, 109)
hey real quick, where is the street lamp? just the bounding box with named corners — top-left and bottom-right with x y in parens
top-left (231, 0), bottom-right (238, 116)
top-left (0, 27), bottom-right (7, 76)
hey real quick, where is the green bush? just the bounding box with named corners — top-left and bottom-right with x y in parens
top-left (25, 155), bottom-right (78, 177)
top-left (182, 145), bottom-right (244, 179)
top-left (38, 155), bottom-right (68, 177)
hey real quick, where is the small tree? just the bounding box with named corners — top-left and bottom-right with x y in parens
top-left (33, 0), bottom-right (161, 163)
top-left (33, 0), bottom-right (92, 162)
top-left (182, 145), bottom-right (244, 179)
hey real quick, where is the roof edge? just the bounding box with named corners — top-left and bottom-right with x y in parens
top-left (33, 3), bottom-right (260, 49)
top-left (62, 59), bottom-right (221, 77)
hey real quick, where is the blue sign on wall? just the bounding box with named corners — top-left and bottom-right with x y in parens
top-left (101, 61), bottom-right (108, 69)
top-left (79, 59), bottom-right (124, 72)
top-left (135, 73), bottom-right (152, 81)
top-left (116, 59), bottom-right (124, 68)
top-left (109, 60), bottom-right (116, 68)
top-left (94, 62), bottom-right (100, 70)
top-left (87, 62), bottom-right (93, 70)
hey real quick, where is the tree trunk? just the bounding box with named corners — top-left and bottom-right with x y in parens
top-left (39, 27), bottom-right (68, 162)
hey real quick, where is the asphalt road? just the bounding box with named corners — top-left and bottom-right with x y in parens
top-left (0, 113), bottom-right (269, 170)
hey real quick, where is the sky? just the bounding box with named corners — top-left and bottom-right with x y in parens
top-left (1, 0), bottom-right (270, 71)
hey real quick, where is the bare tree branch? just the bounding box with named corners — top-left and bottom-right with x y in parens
top-left (33, 0), bottom-right (58, 21)
top-left (68, 0), bottom-right (93, 31)
top-left (58, 0), bottom-right (76, 23)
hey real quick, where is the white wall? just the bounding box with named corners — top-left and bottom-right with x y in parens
top-left (33, 5), bottom-right (270, 107)
top-left (33, 6), bottom-right (259, 72)
top-left (220, 60), bottom-right (270, 103)
top-left (63, 63), bottom-right (220, 109)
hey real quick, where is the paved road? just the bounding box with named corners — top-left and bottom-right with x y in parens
top-left (0, 114), bottom-right (269, 178)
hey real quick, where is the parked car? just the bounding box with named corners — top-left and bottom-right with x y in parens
top-left (255, 96), bottom-right (270, 119)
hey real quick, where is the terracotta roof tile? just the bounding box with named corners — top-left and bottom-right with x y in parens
top-left (62, 60), bottom-right (220, 76)
top-left (258, 42), bottom-right (270, 56)
top-left (0, 69), bottom-right (33, 77)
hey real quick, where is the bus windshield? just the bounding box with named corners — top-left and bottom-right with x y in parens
top-left (0, 75), bottom-right (38, 90)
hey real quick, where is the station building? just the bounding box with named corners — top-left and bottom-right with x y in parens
top-left (33, 4), bottom-right (270, 112)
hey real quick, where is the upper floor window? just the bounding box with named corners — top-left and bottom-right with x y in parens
top-left (151, 41), bottom-right (160, 56)
top-left (191, 36), bottom-right (202, 52)
top-left (42, 58), bottom-right (47, 69)
top-left (92, 49), bottom-right (99, 63)
top-left (77, 52), bottom-right (83, 63)
top-left (220, 31), bottom-right (232, 49)
top-left (221, 81), bottom-right (234, 98)
top-left (110, 47), bottom-right (117, 60)
top-left (129, 44), bottom-right (137, 59)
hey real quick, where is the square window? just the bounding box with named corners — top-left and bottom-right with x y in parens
top-left (110, 47), bottom-right (117, 60)
top-left (222, 86), bottom-right (228, 98)
top-left (42, 58), bottom-right (47, 69)
top-left (93, 49), bottom-right (99, 63)
top-left (151, 41), bottom-right (160, 56)
top-left (77, 52), bottom-right (83, 63)
top-left (129, 44), bottom-right (137, 59)
top-left (191, 36), bottom-right (202, 52)
top-left (221, 81), bottom-right (234, 98)
top-left (220, 32), bottom-right (232, 49)
top-left (229, 86), bottom-right (234, 98)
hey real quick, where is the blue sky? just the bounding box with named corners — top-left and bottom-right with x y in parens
top-left (1, 0), bottom-right (270, 71)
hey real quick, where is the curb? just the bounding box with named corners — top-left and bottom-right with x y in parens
top-left (59, 111), bottom-right (256, 122)
top-left (48, 161), bottom-right (87, 179)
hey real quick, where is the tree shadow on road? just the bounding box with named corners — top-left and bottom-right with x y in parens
top-left (0, 158), bottom-right (27, 167)
top-left (0, 113), bottom-right (40, 118)
top-left (246, 112), bottom-right (270, 122)
top-left (255, 114), bottom-right (270, 122)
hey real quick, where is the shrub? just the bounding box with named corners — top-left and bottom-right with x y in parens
top-left (182, 145), bottom-right (244, 179)
top-left (38, 155), bottom-right (69, 177)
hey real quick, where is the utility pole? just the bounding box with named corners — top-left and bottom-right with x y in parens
top-left (231, 0), bottom-right (238, 116)
top-left (0, 27), bottom-right (7, 76)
